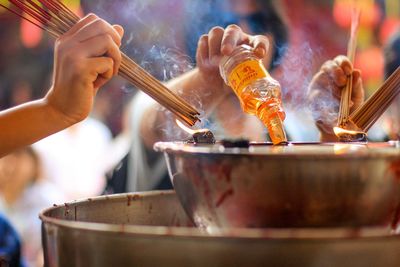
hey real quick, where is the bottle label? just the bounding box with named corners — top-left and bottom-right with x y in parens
top-left (228, 60), bottom-right (268, 94)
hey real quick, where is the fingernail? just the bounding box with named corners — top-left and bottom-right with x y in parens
top-left (344, 65), bottom-right (352, 75)
top-left (254, 47), bottom-right (265, 58)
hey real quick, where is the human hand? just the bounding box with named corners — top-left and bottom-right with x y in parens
top-left (45, 14), bottom-right (124, 126)
top-left (196, 24), bottom-right (271, 92)
top-left (307, 55), bottom-right (364, 141)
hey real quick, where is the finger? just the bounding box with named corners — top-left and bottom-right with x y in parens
top-left (79, 34), bottom-right (121, 75)
top-left (113, 24), bottom-right (124, 39)
top-left (86, 57), bottom-right (114, 89)
top-left (350, 69), bottom-right (364, 110)
top-left (196, 34), bottom-right (209, 67)
top-left (208, 26), bottom-right (225, 65)
top-left (333, 55), bottom-right (353, 76)
top-left (63, 13), bottom-right (98, 37)
top-left (221, 24), bottom-right (249, 55)
top-left (73, 18), bottom-right (122, 46)
top-left (250, 35), bottom-right (270, 58)
top-left (321, 60), bottom-right (347, 88)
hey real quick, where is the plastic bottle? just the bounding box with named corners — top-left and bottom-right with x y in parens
top-left (219, 44), bottom-right (287, 144)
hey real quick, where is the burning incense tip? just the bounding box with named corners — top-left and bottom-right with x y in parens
top-left (176, 119), bottom-right (215, 144)
top-left (333, 127), bottom-right (367, 142)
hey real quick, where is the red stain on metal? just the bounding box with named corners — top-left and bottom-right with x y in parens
top-left (221, 164), bottom-right (232, 182)
top-left (64, 203), bottom-right (70, 217)
top-left (391, 201), bottom-right (400, 230)
top-left (209, 163), bottom-right (232, 182)
top-left (390, 160), bottom-right (400, 181)
top-left (127, 195), bottom-right (132, 206)
top-left (170, 212), bottom-right (177, 226)
top-left (127, 194), bottom-right (141, 206)
top-left (215, 188), bottom-right (234, 207)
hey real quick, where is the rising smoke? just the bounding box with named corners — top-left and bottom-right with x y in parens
top-left (85, 0), bottom-right (340, 141)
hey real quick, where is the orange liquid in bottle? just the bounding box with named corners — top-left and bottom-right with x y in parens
top-left (237, 85), bottom-right (287, 145)
top-left (220, 45), bottom-right (287, 145)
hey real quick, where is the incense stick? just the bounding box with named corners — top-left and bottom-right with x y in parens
top-left (0, 0), bottom-right (200, 126)
top-left (337, 7), bottom-right (360, 127)
top-left (349, 66), bottom-right (400, 132)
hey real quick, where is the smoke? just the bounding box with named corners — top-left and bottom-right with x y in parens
top-left (277, 42), bottom-right (323, 110)
top-left (141, 46), bottom-right (194, 81)
top-left (272, 38), bottom-right (342, 139)
top-left (87, 1), bottom-right (342, 141)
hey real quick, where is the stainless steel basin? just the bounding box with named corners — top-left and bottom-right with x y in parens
top-left (154, 142), bottom-right (400, 230)
top-left (40, 190), bottom-right (400, 267)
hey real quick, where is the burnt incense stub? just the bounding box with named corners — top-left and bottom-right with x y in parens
top-left (338, 132), bottom-right (368, 142)
top-left (333, 126), bottom-right (368, 142)
top-left (192, 131), bottom-right (216, 144)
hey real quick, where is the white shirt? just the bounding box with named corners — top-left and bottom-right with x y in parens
top-left (34, 117), bottom-right (112, 200)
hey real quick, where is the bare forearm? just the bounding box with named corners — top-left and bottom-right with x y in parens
top-left (167, 68), bottom-right (225, 112)
top-left (0, 99), bottom-right (71, 157)
top-left (140, 68), bottom-right (225, 147)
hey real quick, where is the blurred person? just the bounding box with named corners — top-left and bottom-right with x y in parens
top-left (104, 0), bottom-right (372, 194)
top-left (0, 147), bottom-right (63, 266)
top-left (106, 0), bottom-right (291, 193)
top-left (34, 117), bottom-right (113, 200)
top-left (0, 14), bottom-right (124, 157)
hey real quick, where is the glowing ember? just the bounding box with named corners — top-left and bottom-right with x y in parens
top-left (333, 126), bottom-right (367, 142)
top-left (176, 120), bottom-right (215, 144)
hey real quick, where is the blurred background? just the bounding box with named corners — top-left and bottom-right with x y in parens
top-left (0, 0), bottom-right (399, 266)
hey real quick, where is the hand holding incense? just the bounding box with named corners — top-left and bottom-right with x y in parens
top-left (0, 0), bottom-right (200, 126)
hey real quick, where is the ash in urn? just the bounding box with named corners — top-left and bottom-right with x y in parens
top-left (221, 139), bottom-right (250, 148)
top-left (188, 130), bottom-right (216, 144)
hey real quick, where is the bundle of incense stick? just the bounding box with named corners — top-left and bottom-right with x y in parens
top-left (0, 0), bottom-right (200, 126)
top-left (337, 7), bottom-right (360, 127)
top-left (349, 66), bottom-right (400, 132)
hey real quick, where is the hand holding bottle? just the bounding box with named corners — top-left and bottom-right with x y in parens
top-left (195, 25), bottom-right (271, 94)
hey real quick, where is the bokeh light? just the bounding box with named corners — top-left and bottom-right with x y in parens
top-left (333, 0), bottom-right (382, 28)
top-left (20, 14), bottom-right (43, 48)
